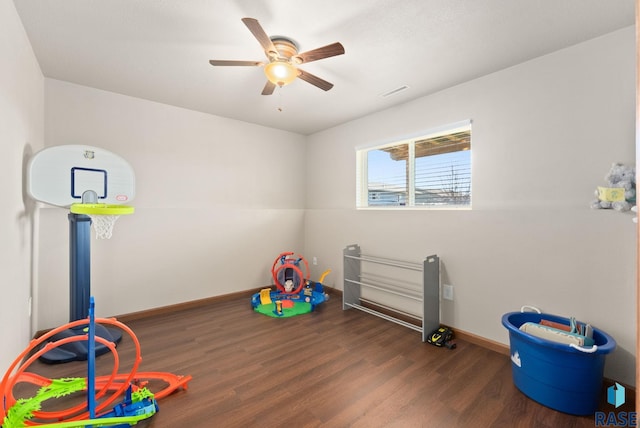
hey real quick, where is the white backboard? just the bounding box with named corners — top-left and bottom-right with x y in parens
top-left (28, 145), bottom-right (135, 207)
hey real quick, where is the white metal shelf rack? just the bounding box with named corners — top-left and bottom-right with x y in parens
top-left (342, 244), bottom-right (440, 342)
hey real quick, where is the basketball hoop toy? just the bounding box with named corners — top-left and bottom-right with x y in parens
top-left (70, 203), bottom-right (135, 239)
top-left (27, 145), bottom-right (136, 363)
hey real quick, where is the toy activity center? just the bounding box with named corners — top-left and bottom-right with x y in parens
top-left (3, 2), bottom-right (638, 426)
top-left (251, 252), bottom-right (330, 318)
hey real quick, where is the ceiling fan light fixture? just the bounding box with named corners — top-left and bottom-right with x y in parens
top-left (264, 61), bottom-right (298, 87)
top-left (209, 18), bottom-right (343, 94)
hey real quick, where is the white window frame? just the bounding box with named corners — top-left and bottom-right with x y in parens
top-left (356, 120), bottom-right (472, 209)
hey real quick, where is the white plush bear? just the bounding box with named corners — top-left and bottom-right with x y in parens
top-left (591, 162), bottom-right (636, 212)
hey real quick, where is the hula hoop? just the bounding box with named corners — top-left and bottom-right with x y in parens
top-left (70, 204), bottom-right (134, 215)
top-left (1, 317), bottom-right (141, 423)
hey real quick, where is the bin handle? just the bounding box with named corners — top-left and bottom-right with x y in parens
top-left (569, 343), bottom-right (598, 353)
top-left (520, 305), bottom-right (541, 314)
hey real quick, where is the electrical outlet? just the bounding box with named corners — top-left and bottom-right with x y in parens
top-left (443, 284), bottom-right (454, 301)
top-left (312, 256), bottom-right (318, 265)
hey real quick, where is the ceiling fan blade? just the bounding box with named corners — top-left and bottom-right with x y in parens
top-left (295, 42), bottom-right (345, 64)
top-left (209, 60), bottom-right (263, 67)
top-left (297, 69), bottom-right (334, 91)
top-left (241, 17), bottom-right (278, 58)
top-left (261, 81), bottom-right (276, 96)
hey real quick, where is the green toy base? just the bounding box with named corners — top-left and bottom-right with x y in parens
top-left (254, 301), bottom-right (312, 318)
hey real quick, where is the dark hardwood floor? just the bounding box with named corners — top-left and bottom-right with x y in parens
top-left (10, 294), bottom-right (634, 427)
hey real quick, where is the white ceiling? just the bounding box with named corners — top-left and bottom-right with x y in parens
top-left (14, 0), bottom-right (635, 135)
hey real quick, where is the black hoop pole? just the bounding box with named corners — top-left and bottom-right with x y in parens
top-left (69, 213), bottom-right (92, 322)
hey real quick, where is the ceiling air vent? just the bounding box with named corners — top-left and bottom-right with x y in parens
top-left (380, 85), bottom-right (409, 98)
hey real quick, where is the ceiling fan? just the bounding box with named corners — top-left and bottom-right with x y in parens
top-left (209, 18), bottom-right (345, 95)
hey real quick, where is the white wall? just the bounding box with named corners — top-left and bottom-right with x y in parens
top-left (37, 79), bottom-right (307, 328)
top-left (305, 27), bottom-right (637, 385)
top-left (0, 0), bottom-right (44, 374)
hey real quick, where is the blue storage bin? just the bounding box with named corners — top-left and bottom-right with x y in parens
top-left (501, 311), bottom-right (616, 415)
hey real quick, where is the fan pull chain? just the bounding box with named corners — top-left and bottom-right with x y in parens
top-left (277, 86), bottom-right (284, 112)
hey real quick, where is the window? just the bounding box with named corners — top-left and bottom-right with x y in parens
top-left (357, 121), bottom-right (471, 208)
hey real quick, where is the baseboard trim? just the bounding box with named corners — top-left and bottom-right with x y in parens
top-left (115, 285), bottom-right (344, 323)
top-left (446, 326), bottom-right (510, 356)
top-left (115, 289), bottom-right (254, 323)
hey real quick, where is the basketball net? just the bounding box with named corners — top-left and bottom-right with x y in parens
top-left (70, 203), bottom-right (134, 239)
top-left (89, 214), bottom-right (121, 239)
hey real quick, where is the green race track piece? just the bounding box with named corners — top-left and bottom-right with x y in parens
top-left (3, 378), bottom-right (86, 428)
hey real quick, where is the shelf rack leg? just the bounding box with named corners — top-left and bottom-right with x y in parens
top-left (422, 255), bottom-right (440, 342)
top-left (343, 244), bottom-right (361, 310)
